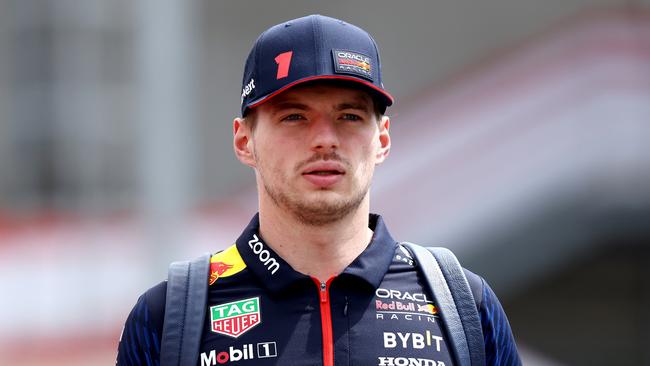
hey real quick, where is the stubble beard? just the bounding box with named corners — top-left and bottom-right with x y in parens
top-left (256, 152), bottom-right (372, 227)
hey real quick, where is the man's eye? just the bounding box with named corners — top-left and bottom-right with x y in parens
top-left (341, 113), bottom-right (362, 121)
top-left (282, 114), bottom-right (305, 121)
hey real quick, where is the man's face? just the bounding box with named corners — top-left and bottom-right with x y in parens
top-left (233, 82), bottom-right (391, 226)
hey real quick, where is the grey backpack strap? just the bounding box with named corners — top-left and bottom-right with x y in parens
top-left (160, 253), bottom-right (211, 366)
top-left (403, 243), bottom-right (484, 366)
top-left (428, 247), bottom-right (485, 366)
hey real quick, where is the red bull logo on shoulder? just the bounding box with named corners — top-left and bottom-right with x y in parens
top-left (209, 245), bottom-right (247, 285)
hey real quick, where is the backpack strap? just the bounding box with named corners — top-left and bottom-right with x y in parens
top-left (160, 253), bottom-right (211, 366)
top-left (428, 247), bottom-right (485, 366)
top-left (402, 243), bottom-right (485, 366)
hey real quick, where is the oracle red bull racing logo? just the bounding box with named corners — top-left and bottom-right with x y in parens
top-left (375, 288), bottom-right (439, 322)
top-left (333, 49), bottom-right (373, 79)
top-left (210, 297), bottom-right (261, 338)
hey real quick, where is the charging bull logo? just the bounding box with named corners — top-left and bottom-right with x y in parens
top-left (420, 304), bottom-right (438, 315)
top-left (337, 58), bottom-right (371, 71)
top-left (209, 245), bottom-right (247, 285)
top-left (209, 262), bottom-right (234, 285)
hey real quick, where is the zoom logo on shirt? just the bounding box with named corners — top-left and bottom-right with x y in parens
top-left (201, 342), bottom-right (277, 365)
top-left (248, 234), bottom-right (280, 275)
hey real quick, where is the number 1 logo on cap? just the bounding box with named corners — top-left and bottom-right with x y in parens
top-left (274, 51), bottom-right (293, 79)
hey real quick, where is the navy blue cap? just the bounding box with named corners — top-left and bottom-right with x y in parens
top-left (240, 14), bottom-right (394, 116)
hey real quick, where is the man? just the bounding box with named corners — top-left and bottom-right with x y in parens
top-left (117, 14), bottom-right (521, 366)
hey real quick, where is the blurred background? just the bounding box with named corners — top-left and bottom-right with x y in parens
top-left (1, 0), bottom-right (649, 365)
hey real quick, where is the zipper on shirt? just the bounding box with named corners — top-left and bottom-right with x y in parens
top-left (312, 277), bottom-right (335, 366)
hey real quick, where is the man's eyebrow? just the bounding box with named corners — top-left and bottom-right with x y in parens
top-left (270, 101), bottom-right (310, 111)
top-left (335, 102), bottom-right (371, 112)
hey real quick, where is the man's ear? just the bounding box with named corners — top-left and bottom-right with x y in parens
top-left (375, 116), bottom-right (391, 164)
top-left (233, 117), bottom-right (256, 168)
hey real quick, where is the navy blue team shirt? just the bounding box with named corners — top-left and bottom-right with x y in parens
top-left (116, 214), bottom-right (521, 366)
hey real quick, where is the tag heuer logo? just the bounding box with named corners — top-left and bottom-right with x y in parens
top-left (210, 297), bottom-right (261, 338)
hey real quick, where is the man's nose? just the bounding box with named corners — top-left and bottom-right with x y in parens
top-left (309, 117), bottom-right (340, 152)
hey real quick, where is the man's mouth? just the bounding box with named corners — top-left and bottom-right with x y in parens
top-left (301, 164), bottom-right (346, 187)
top-left (304, 170), bottom-right (344, 176)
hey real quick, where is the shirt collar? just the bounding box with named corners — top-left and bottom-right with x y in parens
top-left (235, 213), bottom-right (398, 293)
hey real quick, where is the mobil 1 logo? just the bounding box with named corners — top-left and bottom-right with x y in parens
top-left (201, 341), bottom-right (277, 365)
